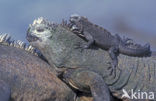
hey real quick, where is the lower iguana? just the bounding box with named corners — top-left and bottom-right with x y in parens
top-left (27, 17), bottom-right (156, 101)
top-left (69, 14), bottom-right (151, 75)
top-left (0, 34), bottom-right (76, 101)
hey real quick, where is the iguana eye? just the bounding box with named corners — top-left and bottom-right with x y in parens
top-left (36, 28), bottom-right (44, 32)
top-left (70, 16), bottom-right (80, 23)
top-left (73, 16), bottom-right (79, 19)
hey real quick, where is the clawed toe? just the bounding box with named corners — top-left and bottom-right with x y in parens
top-left (74, 43), bottom-right (89, 52)
top-left (74, 42), bottom-right (82, 49)
top-left (108, 65), bottom-right (116, 78)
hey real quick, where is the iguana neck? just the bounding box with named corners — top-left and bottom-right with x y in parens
top-left (38, 26), bottom-right (82, 67)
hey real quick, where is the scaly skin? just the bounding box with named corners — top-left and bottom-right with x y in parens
top-left (0, 80), bottom-right (11, 101)
top-left (27, 17), bottom-right (156, 101)
top-left (0, 43), bottom-right (75, 101)
top-left (69, 14), bottom-right (151, 56)
top-left (69, 14), bottom-right (151, 75)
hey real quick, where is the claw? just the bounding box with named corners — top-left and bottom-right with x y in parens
top-left (74, 42), bottom-right (89, 50)
top-left (108, 68), bottom-right (113, 76)
top-left (74, 42), bottom-right (85, 52)
top-left (83, 44), bottom-right (90, 49)
top-left (108, 63), bottom-right (117, 78)
top-left (112, 65), bottom-right (116, 78)
top-left (74, 42), bottom-right (81, 49)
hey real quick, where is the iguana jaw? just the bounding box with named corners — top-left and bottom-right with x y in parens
top-left (26, 30), bottom-right (41, 42)
top-left (26, 27), bottom-right (49, 50)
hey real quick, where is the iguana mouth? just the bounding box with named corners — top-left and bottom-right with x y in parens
top-left (70, 24), bottom-right (85, 37)
top-left (71, 25), bottom-right (79, 31)
top-left (26, 32), bottom-right (41, 42)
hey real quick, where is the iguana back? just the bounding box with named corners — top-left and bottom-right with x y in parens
top-left (0, 34), bottom-right (75, 101)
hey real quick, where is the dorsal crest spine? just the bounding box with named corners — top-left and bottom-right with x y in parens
top-left (0, 34), bottom-right (39, 56)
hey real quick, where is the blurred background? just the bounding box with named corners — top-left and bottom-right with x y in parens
top-left (0, 0), bottom-right (156, 50)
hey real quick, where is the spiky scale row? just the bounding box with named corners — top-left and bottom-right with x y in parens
top-left (31, 17), bottom-right (58, 31)
top-left (0, 34), bottom-right (11, 45)
top-left (0, 43), bottom-right (76, 101)
top-left (0, 34), bottom-right (39, 56)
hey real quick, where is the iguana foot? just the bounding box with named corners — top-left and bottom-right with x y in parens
top-left (74, 42), bottom-right (90, 52)
top-left (108, 47), bottom-right (119, 78)
top-left (108, 64), bottom-right (116, 78)
top-left (82, 44), bottom-right (90, 49)
top-left (63, 69), bottom-right (111, 101)
top-left (108, 57), bottom-right (122, 78)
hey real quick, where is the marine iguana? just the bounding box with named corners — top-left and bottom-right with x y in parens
top-left (27, 17), bottom-right (156, 101)
top-left (69, 14), bottom-right (151, 75)
top-left (0, 34), bottom-right (76, 101)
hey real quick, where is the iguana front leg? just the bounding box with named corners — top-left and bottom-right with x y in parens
top-left (74, 31), bottom-right (94, 50)
top-left (108, 47), bottom-right (119, 77)
top-left (63, 69), bottom-right (111, 101)
top-left (0, 80), bottom-right (11, 101)
top-left (81, 31), bottom-right (94, 49)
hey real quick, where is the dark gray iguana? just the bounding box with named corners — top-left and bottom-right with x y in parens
top-left (69, 14), bottom-right (151, 75)
top-left (27, 17), bottom-right (156, 101)
top-left (0, 34), bottom-right (76, 101)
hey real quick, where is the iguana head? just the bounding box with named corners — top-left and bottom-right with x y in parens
top-left (27, 17), bottom-right (57, 46)
top-left (69, 14), bottom-right (88, 36)
top-left (69, 14), bottom-right (87, 24)
top-left (27, 17), bottom-right (83, 67)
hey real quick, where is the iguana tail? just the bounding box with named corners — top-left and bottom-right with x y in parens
top-left (119, 43), bottom-right (151, 57)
